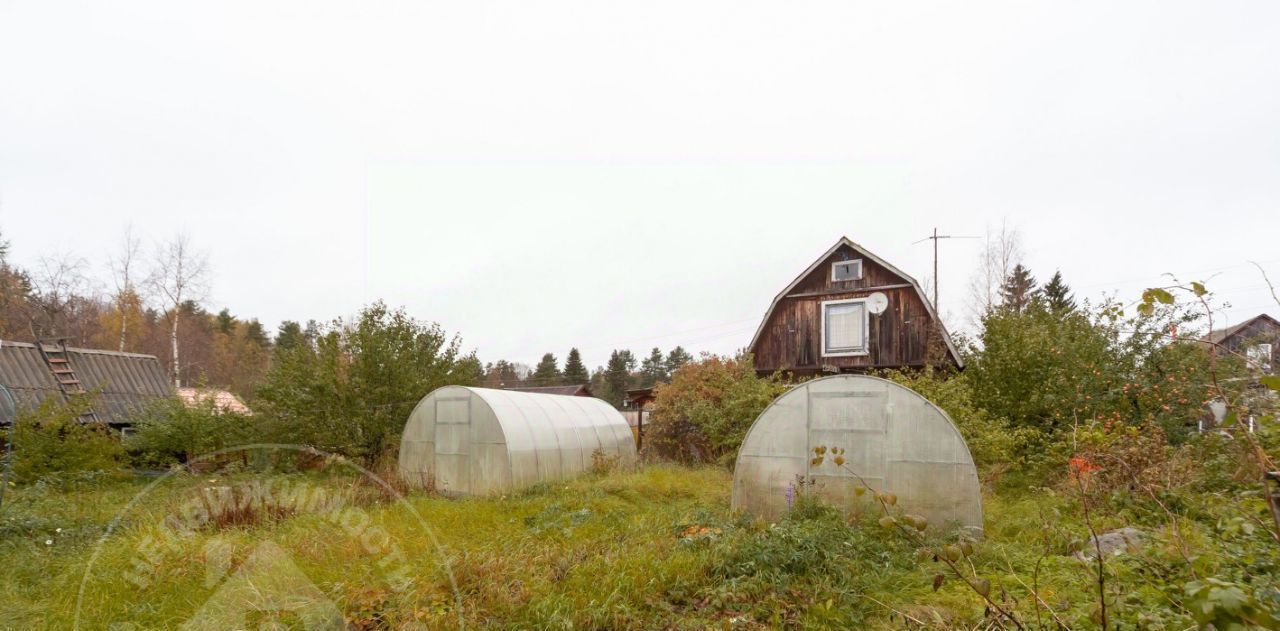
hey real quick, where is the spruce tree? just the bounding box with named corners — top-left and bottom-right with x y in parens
top-left (602, 350), bottom-right (632, 407)
top-left (216, 308), bottom-right (235, 334)
top-left (665, 346), bottom-right (693, 375)
top-left (619, 349), bottom-right (637, 372)
top-left (589, 367), bottom-right (606, 398)
top-left (531, 352), bottom-right (561, 385)
top-left (275, 320), bottom-right (306, 352)
top-left (244, 319), bottom-right (270, 348)
top-left (563, 347), bottom-right (589, 384)
top-left (1000, 264), bottom-right (1038, 313)
top-left (639, 347), bottom-right (667, 387)
top-left (483, 360), bottom-right (521, 388)
top-left (1041, 270), bottom-right (1077, 313)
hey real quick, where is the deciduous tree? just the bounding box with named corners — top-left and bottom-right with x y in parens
top-left (107, 225), bottom-right (146, 351)
top-left (255, 301), bottom-right (480, 463)
top-left (645, 352), bottom-right (787, 465)
top-left (150, 234), bottom-right (210, 387)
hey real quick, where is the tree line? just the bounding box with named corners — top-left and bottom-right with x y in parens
top-left (0, 229), bottom-right (272, 392)
top-left (483, 346), bottom-right (693, 406)
top-left (0, 227), bottom-right (699, 411)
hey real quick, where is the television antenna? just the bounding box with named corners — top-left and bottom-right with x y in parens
top-left (913, 227), bottom-right (980, 310)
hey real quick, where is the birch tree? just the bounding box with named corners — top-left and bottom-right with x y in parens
top-left (107, 225), bottom-right (145, 351)
top-left (150, 234), bottom-right (209, 387)
top-left (29, 252), bottom-right (92, 339)
top-left (966, 220), bottom-right (1024, 322)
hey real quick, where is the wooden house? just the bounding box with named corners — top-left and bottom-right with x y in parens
top-left (748, 237), bottom-right (963, 376)
top-left (1205, 313), bottom-right (1279, 373)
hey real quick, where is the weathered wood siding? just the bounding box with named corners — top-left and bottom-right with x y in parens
top-left (751, 243), bottom-right (944, 374)
top-left (1219, 317), bottom-right (1280, 371)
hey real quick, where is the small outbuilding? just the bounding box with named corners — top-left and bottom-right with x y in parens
top-left (176, 387), bottom-right (253, 415)
top-left (0, 339), bottom-right (172, 428)
top-left (398, 386), bottom-right (636, 495)
top-left (732, 375), bottom-right (983, 533)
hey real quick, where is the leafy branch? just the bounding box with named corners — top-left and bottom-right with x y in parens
top-left (809, 445), bottom-right (1026, 630)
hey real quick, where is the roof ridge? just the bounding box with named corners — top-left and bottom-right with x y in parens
top-left (0, 340), bottom-right (160, 360)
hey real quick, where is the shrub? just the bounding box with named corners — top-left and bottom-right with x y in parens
top-left (967, 299), bottom-right (1234, 440)
top-left (880, 368), bottom-right (1042, 475)
top-left (1069, 419), bottom-right (1176, 495)
top-left (588, 448), bottom-right (621, 476)
top-left (126, 395), bottom-right (255, 466)
top-left (8, 396), bottom-right (124, 484)
top-left (643, 352), bottom-right (788, 465)
top-left (254, 301), bottom-right (482, 463)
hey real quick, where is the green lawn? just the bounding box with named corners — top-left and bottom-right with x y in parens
top-left (0, 464), bottom-right (1268, 629)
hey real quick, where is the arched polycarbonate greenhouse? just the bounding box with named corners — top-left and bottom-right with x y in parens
top-left (732, 375), bottom-right (983, 532)
top-left (398, 386), bottom-right (637, 495)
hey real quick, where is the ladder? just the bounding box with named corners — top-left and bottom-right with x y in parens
top-left (37, 338), bottom-right (100, 423)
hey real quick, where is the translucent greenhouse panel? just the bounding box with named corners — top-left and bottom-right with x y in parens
top-left (398, 439), bottom-right (434, 488)
top-left (537, 396), bottom-right (588, 476)
top-left (883, 395), bottom-right (963, 464)
top-left (470, 395), bottom-right (506, 446)
top-left (738, 391), bottom-right (807, 458)
top-left (469, 443), bottom-right (511, 495)
top-left (520, 397), bottom-right (564, 481)
top-left (401, 386), bottom-right (637, 496)
top-left (733, 455), bottom-right (806, 520)
top-left (732, 375), bottom-right (983, 533)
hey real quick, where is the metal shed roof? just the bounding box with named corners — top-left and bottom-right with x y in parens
top-left (0, 341), bottom-right (173, 424)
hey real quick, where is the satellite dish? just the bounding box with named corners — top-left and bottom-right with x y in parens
top-left (866, 292), bottom-right (889, 315)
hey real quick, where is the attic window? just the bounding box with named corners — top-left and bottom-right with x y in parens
top-left (831, 259), bottom-right (863, 282)
top-left (821, 298), bottom-right (868, 357)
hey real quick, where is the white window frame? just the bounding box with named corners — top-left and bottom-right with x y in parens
top-left (831, 259), bottom-right (863, 282)
top-left (820, 298), bottom-right (870, 357)
top-left (1248, 343), bottom-right (1273, 372)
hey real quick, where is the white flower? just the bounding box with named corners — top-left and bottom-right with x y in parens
top-left (55, 528), bottom-right (62, 533)
top-left (44, 539), bottom-right (52, 546)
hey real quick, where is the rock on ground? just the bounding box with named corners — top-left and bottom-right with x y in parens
top-left (1075, 527), bottom-right (1145, 560)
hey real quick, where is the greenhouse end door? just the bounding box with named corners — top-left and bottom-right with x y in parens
top-left (433, 394), bottom-right (472, 494)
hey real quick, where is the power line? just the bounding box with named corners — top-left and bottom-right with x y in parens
top-left (913, 228), bottom-right (980, 309)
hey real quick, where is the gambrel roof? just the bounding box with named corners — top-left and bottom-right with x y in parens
top-left (1205, 313), bottom-right (1280, 346)
top-left (748, 237), bottom-right (964, 368)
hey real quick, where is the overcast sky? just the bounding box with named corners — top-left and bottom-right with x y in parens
top-left (1, 1), bottom-right (1277, 369)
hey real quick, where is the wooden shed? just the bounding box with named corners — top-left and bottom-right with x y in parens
top-left (0, 339), bottom-right (173, 427)
top-left (748, 237), bottom-right (963, 376)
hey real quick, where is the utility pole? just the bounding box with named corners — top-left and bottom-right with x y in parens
top-left (914, 228), bottom-right (980, 310)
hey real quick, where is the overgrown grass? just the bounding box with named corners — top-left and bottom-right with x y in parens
top-left (0, 464), bottom-right (1275, 629)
